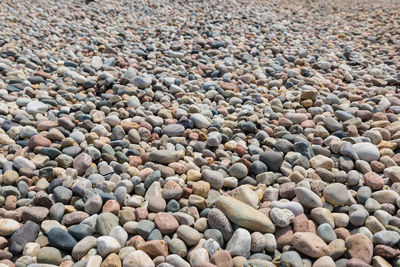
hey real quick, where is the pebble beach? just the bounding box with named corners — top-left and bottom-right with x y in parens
top-left (1, 0), bottom-right (400, 266)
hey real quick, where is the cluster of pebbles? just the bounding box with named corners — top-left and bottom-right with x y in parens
top-left (1, 0), bottom-right (400, 266)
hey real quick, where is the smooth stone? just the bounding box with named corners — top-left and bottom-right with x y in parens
top-left (166, 254), bottom-right (190, 267)
top-left (148, 150), bottom-right (180, 164)
top-left (269, 208), bottom-right (294, 228)
top-left (323, 183), bottom-right (349, 206)
top-left (202, 169), bottom-right (224, 189)
top-left (109, 226), bottom-right (128, 247)
top-left (352, 143), bottom-right (380, 162)
top-left (317, 223), bottom-right (337, 243)
top-left (136, 220), bottom-right (155, 239)
top-left (259, 151), bottom-right (283, 172)
top-left (154, 212), bottom-right (179, 235)
top-left (9, 220), bottom-right (40, 255)
top-left (345, 233), bottom-right (373, 264)
top-left (68, 224), bottom-right (93, 240)
top-left (373, 230), bottom-right (400, 246)
top-left (96, 212), bottom-right (119, 236)
top-left (294, 187), bottom-right (323, 209)
top-left (0, 218), bottom-right (20, 236)
top-left (71, 236), bottom-right (97, 260)
top-left (280, 251), bottom-right (302, 267)
top-left (207, 208), bottom-right (234, 242)
top-left (270, 201), bottom-right (304, 216)
top-left (232, 185), bottom-right (259, 208)
top-left (162, 124), bottom-right (185, 137)
top-left (36, 247), bottom-right (62, 265)
top-left (310, 155), bottom-right (334, 169)
top-left (53, 186), bottom-right (72, 204)
top-left (73, 153), bottom-right (92, 176)
top-left (228, 163), bottom-right (248, 179)
top-left (26, 101), bottom-right (48, 114)
top-left (190, 113), bottom-right (210, 129)
top-left (84, 194), bottom-right (103, 215)
top-left (312, 256), bottom-right (335, 267)
top-left (215, 196), bottom-right (275, 233)
top-left (226, 228), bottom-right (251, 258)
top-left (122, 250), bottom-right (155, 267)
top-left (177, 225), bottom-right (201, 246)
top-left (291, 232), bottom-right (329, 258)
top-left (13, 156), bottom-right (36, 170)
top-left (97, 236), bottom-right (121, 257)
top-left (47, 228), bottom-right (77, 251)
top-left (40, 220), bottom-right (67, 234)
top-left (349, 204), bottom-right (369, 226)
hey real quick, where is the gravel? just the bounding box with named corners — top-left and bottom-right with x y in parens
top-left (0, 0), bottom-right (400, 266)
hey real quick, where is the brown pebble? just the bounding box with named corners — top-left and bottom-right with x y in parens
top-left (100, 253), bottom-right (121, 267)
top-left (134, 207), bottom-right (148, 221)
top-left (103, 200), bottom-right (120, 215)
top-left (211, 250), bottom-right (233, 267)
top-left (137, 240), bottom-right (168, 258)
top-left (373, 244), bottom-right (400, 258)
top-left (127, 235), bottom-right (145, 248)
top-left (345, 233), bottom-right (373, 264)
top-left (4, 195), bottom-right (17, 210)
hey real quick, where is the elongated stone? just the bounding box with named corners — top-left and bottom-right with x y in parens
top-left (215, 195), bottom-right (275, 233)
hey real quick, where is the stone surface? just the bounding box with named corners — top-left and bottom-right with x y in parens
top-left (0, 1), bottom-right (399, 265)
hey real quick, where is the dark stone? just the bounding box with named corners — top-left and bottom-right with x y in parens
top-left (39, 147), bottom-right (62, 160)
top-left (9, 220), bottom-right (40, 255)
top-left (68, 224), bottom-right (93, 241)
top-left (259, 151), bottom-right (283, 172)
top-left (28, 76), bottom-right (45, 84)
top-left (47, 228), bottom-right (77, 251)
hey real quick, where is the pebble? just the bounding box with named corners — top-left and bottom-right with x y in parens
top-left (323, 183), bottom-right (349, 206)
top-left (8, 220), bottom-right (40, 255)
top-left (226, 228), bottom-right (251, 258)
top-left (123, 250), bottom-right (155, 267)
top-left (259, 151), bottom-right (283, 172)
top-left (280, 251), bottom-right (303, 267)
top-left (96, 212), bottom-right (119, 236)
top-left (215, 196), bottom-right (275, 233)
top-left (290, 232), bottom-right (329, 258)
top-left (148, 150), bottom-right (180, 165)
top-left (352, 143), bottom-right (380, 162)
top-left (312, 256), bottom-right (335, 267)
top-left (202, 169), bottom-right (224, 189)
top-left (177, 225), bottom-right (201, 246)
top-left (36, 247), bottom-right (62, 265)
top-left (154, 212), bottom-right (179, 235)
top-left (71, 236), bottom-right (97, 260)
top-left (26, 101), bottom-right (48, 114)
top-left (269, 208), bottom-right (294, 228)
top-left (0, 219), bottom-right (20, 236)
top-left (345, 233), bottom-right (373, 264)
top-left (47, 228), bottom-right (77, 251)
top-left (228, 163), bottom-right (248, 179)
top-left (294, 187), bottom-right (323, 209)
top-left (97, 236), bottom-right (121, 257)
top-left (373, 230), bottom-right (400, 246)
top-left (207, 208), bottom-right (234, 242)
